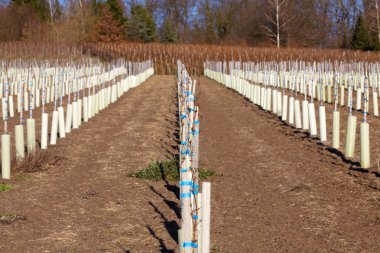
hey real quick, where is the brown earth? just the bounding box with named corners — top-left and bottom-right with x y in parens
top-left (198, 76), bottom-right (380, 252)
top-left (0, 75), bottom-right (180, 252)
top-left (251, 82), bottom-right (380, 178)
top-left (0, 75), bottom-right (379, 253)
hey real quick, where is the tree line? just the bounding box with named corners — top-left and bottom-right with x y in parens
top-left (0, 0), bottom-right (379, 50)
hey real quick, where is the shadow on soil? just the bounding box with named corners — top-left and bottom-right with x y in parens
top-left (146, 178), bottom-right (180, 252)
top-left (146, 225), bottom-right (175, 253)
top-left (146, 93), bottom-right (183, 251)
top-left (323, 145), bottom-right (379, 178)
top-left (326, 147), bottom-right (361, 167)
top-left (240, 89), bottom-right (380, 179)
top-left (149, 200), bottom-right (179, 241)
top-left (150, 185), bottom-right (180, 218)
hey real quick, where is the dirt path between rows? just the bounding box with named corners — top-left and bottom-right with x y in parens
top-left (0, 75), bottom-right (180, 252)
top-left (198, 77), bottom-right (380, 252)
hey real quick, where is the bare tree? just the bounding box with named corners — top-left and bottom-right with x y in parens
top-left (48, 0), bottom-right (53, 23)
top-left (152, 0), bottom-right (196, 42)
top-left (374, 1), bottom-right (380, 43)
top-left (364, 0), bottom-right (380, 44)
top-left (331, 0), bottom-right (361, 48)
top-left (314, 0), bottom-right (332, 47)
top-left (262, 0), bottom-right (295, 48)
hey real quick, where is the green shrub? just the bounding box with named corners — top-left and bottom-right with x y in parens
top-left (0, 183), bottom-right (14, 192)
top-left (129, 159), bottom-right (216, 181)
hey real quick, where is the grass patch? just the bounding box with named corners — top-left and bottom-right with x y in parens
top-left (129, 158), bottom-right (216, 181)
top-left (129, 159), bottom-right (179, 181)
top-left (0, 213), bottom-right (26, 224)
top-left (210, 245), bottom-right (222, 252)
top-left (0, 183), bottom-right (14, 192)
top-left (199, 168), bottom-right (216, 179)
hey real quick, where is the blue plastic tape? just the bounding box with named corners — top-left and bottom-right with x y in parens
top-left (181, 193), bottom-right (191, 198)
top-left (182, 242), bottom-right (198, 248)
top-left (181, 150), bottom-right (190, 155)
top-left (180, 181), bottom-right (193, 186)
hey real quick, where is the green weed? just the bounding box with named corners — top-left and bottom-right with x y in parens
top-left (129, 158), bottom-right (216, 181)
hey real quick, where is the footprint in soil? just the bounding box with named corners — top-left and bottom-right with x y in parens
top-left (282, 184), bottom-right (311, 194)
top-left (79, 191), bottom-right (99, 200)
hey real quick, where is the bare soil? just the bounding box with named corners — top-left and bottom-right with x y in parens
top-left (0, 75), bottom-right (379, 253)
top-left (0, 75), bottom-right (180, 252)
top-left (275, 83), bottom-right (380, 178)
top-left (198, 77), bottom-right (380, 252)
